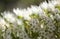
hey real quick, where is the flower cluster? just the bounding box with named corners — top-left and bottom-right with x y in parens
top-left (0, 0), bottom-right (60, 39)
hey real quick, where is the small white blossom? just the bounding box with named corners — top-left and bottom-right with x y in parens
top-left (0, 18), bottom-right (6, 31)
top-left (40, 1), bottom-right (48, 9)
top-left (41, 24), bottom-right (44, 28)
top-left (3, 12), bottom-right (16, 23)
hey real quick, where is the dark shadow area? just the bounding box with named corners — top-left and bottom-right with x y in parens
top-left (0, 0), bottom-right (46, 12)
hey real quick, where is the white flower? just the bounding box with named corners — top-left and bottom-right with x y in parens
top-left (50, 14), bottom-right (54, 20)
top-left (0, 17), bottom-right (10, 29)
top-left (17, 19), bottom-right (23, 25)
top-left (0, 18), bottom-right (6, 31)
top-left (40, 1), bottom-right (48, 9)
top-left (51, 0), bottom-right (58, 6)
top-left (3, 11), bottom-right (16, 23)
top-left (22, 9), bottom-right (31, 20)
top-left (13, 8), bottom-right (31, 20)
top-left (41, 24), bottom-right (44, 28)
top-left (27, 7), bottom-right (33, 14)
top-left (48, 2), bottom-right (55, 11)
top-left (30, 5), bottom-right (40, 13)
top-left (0, 18), bottom-right (6, 25)
top-left (13, 8), bottom-right (24, 16)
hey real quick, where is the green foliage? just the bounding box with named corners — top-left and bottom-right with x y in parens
top-left (55, 5), bottom-right (60, 10)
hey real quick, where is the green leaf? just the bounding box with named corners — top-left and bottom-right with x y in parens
top-left (30, 13), bottom-right (39, 18)
top-left (55, 5), bottom-right (60, 10)
top-left (17, 16), bottom-right (23, 19)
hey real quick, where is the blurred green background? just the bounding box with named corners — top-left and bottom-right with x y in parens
top-left (0, 0), bottom-right (45, 12)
